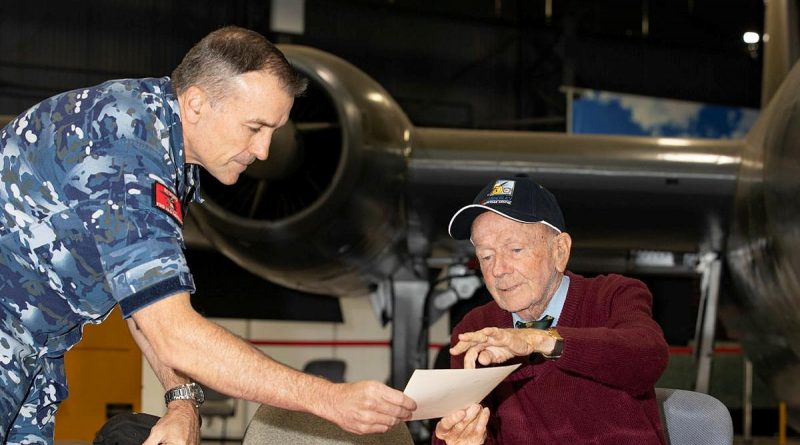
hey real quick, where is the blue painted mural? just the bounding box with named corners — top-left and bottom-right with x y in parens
top-left (571, 90), bottom-right (760, 139)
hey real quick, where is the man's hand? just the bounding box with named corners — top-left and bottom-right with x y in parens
top-left (435, 403), bottom-right (489, 445)
top-left (450, 327), bottom-right (554, 369)
top-left (321, 380), bottom-right (417, 435)
top-left (143, 400), bottom-right (200, 445)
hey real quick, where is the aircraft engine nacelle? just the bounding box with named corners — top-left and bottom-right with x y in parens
top-left (189, 45), bottom-right (412, 296)
top-left (727, 61), bottom-right (800, 414)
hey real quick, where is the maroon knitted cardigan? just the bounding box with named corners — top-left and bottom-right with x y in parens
top-left (433, 272), bottom-right (669, 445)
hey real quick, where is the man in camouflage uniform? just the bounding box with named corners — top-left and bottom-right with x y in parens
top-left (0, 26), bottom-right (416, 444)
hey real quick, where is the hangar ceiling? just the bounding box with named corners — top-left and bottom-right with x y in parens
top-left (0, 0), bottom-right (764, 131)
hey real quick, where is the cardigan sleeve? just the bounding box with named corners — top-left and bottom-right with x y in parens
top-left (554, 275), bottom-right (669, 396)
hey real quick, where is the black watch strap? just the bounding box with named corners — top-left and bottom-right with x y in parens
top-left (542, 328), bottom-right (564, 359)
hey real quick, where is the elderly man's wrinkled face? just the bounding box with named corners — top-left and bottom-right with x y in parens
top-left (183, 70), bottom-right (294, 185)
top-left (471, 211), bottom-right (569, 321)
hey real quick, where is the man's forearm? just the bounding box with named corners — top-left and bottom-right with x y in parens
top-left (127, 318), bottom-right (191, 391)
top-left (130, 292), bottom-right (336, 418)
top-left (128, 315), bottom-right (200, 432)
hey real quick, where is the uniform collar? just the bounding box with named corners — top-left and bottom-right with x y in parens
top-left (163, 79), bottom-right (202, 207)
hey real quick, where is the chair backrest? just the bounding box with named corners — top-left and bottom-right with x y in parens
top-left (242, 404), bottom-right (414, 445)
top-left (655, 388), bottom-right (733, 445)
top-left (303, 359), bottom-right (347, 383)
top-left (198, 384), bottom-right (236, 418)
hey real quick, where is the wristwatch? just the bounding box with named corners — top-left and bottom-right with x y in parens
top-left (542, 328), bottom-right (564, 359)
top-left (164, 382), bottom-right (205, 408)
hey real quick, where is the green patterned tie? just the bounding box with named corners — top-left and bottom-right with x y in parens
top-left (515, 315), bottom-right (554, 329)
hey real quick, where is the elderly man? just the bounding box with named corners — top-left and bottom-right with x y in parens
top-left (433, 176), bottom-right (669, 445)
top-left (0, 26), bottom-right (415, 445)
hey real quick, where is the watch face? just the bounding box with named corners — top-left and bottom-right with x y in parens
top-left (192, 384), bottom-right (205, 404)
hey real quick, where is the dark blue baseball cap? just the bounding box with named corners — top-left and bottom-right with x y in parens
top-left (448, 177), bottom-right (566, 240)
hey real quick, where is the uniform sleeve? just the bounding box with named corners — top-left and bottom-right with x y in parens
top-left (64, 137), bottom-right (195, 318)
top-left (554, 277), bottom-right (669, 396)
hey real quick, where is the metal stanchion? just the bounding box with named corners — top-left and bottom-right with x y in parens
top-left (744, 358), bottom-right (753, 443)
top-left (779, 401), bottom-right (787, 445)
top-left (694, 253), bottom-right (721, 394)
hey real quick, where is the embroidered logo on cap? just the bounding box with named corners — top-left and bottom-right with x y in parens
top-left (153, 181), bottom-right (183, 226)
top-left (482, 180), bottom-right (515, 205)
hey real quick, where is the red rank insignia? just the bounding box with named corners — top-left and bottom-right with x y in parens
top-left (153, 181), bottom-right (183, 226)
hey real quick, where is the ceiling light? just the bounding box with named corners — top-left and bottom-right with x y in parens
top-left (743, 32), bottom-right (760, 44)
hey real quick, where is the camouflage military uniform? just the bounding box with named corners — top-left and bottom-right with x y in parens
top-left (0, 77), bottom-right (201, 443)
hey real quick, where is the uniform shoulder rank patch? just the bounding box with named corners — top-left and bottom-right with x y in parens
top-left (153, 181), bottom-right (183, 226)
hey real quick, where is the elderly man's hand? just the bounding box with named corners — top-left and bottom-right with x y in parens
top-left (450, 327), bottom-right (553, 369)
top-left (143, 400), bottom-right (200, 445)
top-left (435, 403), bottom-right (489, 445)
top-left (323, 380), bottom-right (417, 435)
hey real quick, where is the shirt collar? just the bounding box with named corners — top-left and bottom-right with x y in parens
top-left (512, 274), bottom-right (570, 327)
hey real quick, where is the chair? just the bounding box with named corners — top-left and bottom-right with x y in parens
top-left (242, 404), bottom-right (414, 445)
top-left (655, 388), bottom-right (733, 445)
top-left (198, 384), bottom-right (237, 443)
top-left (303, 359), bottom-right (347, 383)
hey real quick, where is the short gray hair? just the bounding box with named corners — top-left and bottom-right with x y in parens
top-left (171, 26), bottom-right (307, 102)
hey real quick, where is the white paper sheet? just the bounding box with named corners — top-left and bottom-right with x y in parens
top-left (403, 364), bottom-right (521, 420)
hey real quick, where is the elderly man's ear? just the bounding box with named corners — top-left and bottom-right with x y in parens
top-left (553, 233), bottom-right (572, 272)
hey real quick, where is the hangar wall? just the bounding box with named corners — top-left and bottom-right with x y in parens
top-left (0, 0), bottom-right (775, 440)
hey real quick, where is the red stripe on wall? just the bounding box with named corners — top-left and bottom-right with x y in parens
top-left (668, 345), bottom-right (743, 355)
top-left (250, 339), bottom-right (448, 349)
top-left (249, 340), bottom-right (743, 354)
